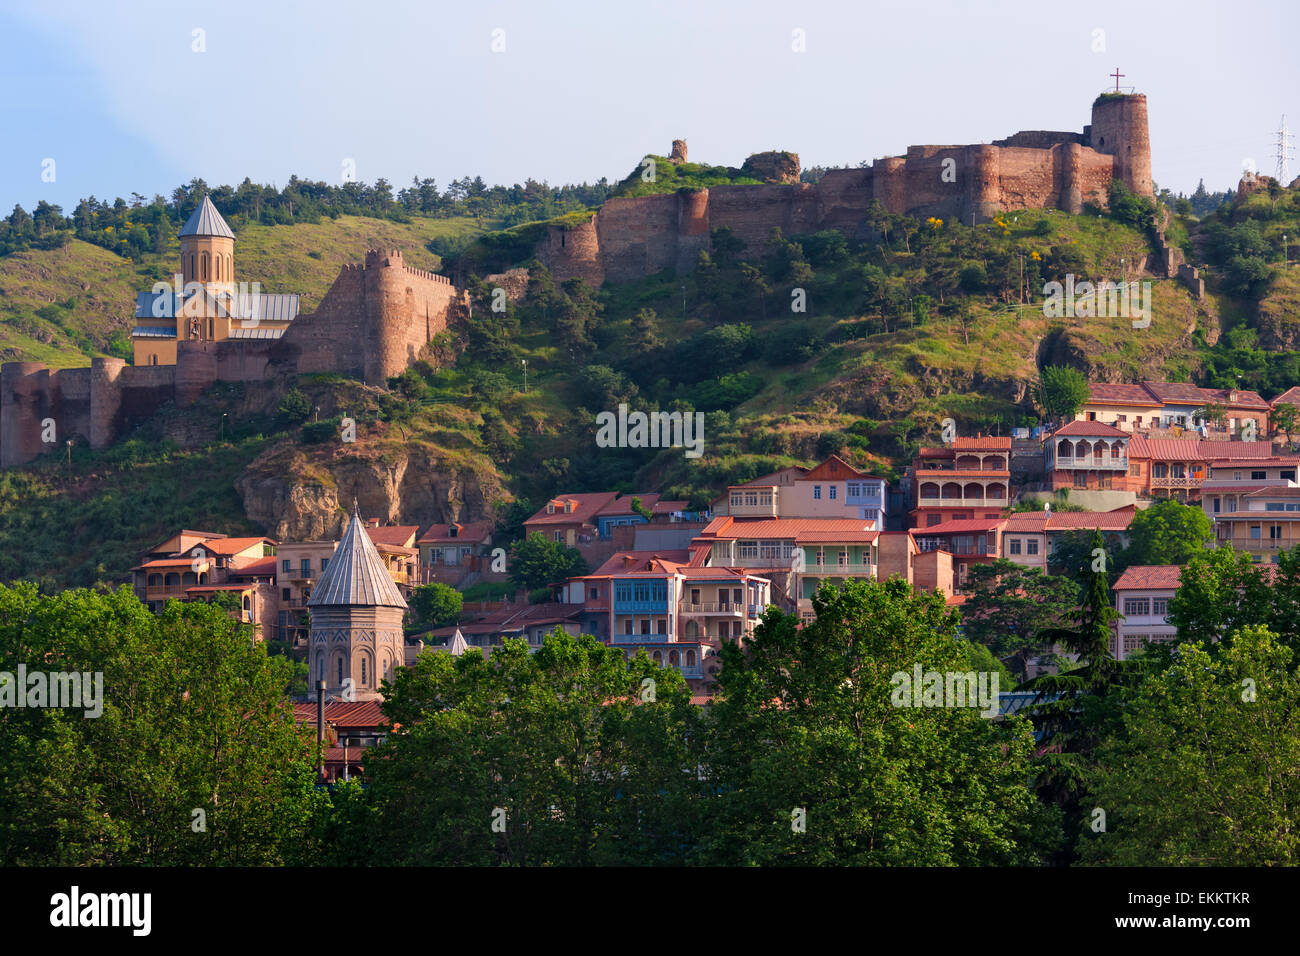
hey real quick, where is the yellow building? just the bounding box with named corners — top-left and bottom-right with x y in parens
top-left (131, 195), bottom-right (300, 366)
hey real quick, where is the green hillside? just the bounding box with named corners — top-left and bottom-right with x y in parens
top-left (0, 214), bottom-right (488, 367)
top-left (3, 176), bottom-right (1300, 591)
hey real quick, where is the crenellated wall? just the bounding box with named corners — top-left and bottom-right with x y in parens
top-left (2, 248), bottom-right (468, 466)
top-left (539, 94), bottom-right (1153, 284)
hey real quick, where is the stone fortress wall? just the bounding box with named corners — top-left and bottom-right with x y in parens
top-left (539, 94), bottom-right (1153, 284)
top-left (1, 250), bottom-right (467, 467)
top-left (1, 94), bottom-right (1153, 467)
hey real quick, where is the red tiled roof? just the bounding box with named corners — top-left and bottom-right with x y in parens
top-left (1271, 387), bottom-right (1300, 408)
top-left (291, 700), bottom-right (388, 728)
top-left (651, 500), bottom-right (690, 515)
top-left (912, 518), bottom-right (1006, 535)
top-left (1208, 456), bottom-right (1300, 467)
top-left (728, 467), bottom-right (808, 488)
top-left (596, 493), bottom-right (661, 517)
top-left (1004, 512), bottom-right (1051, 531)
top-left (1201, 480), bottom-right (1292, 491)
top-left (588, 550), bottom-right (692, 576)
top-left (1127, 436), bottom-right (1205, 461)
top-left (1113, 565), bottom-right (1182, 591)
top-left (1053, 420), bottom-right (1130, 437)
top-left (1088, 383), bottom-right (1162, 406)
top-left (134, 558), bottom-right (203, 569)
top-left (524, 492), bottom-right (620, 527)
top-left (697, 518), bottom-right (878, 539)
top-left (416, 521), bottom-right (493, 545)
top-left (951, 436), bottom-right (1012, 450)
top-left (1046, 507), bottom-right (1135, 532)
top-left (1199, 441), bottom-right (1277, 460)
top-left (195, 536), bottom-right (275, 556)
top-left (914, 469), bottom-right (1010, 478)
top-left (364, 525), bottom-right (419, 547)
top-left (798, 454), bottom-right (868, 480)
top-left (1245, 485), bottom-right (1300, 497)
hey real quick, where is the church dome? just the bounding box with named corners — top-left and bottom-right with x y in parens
top-left (178, 194), bottom-right (236, 240)
top-left (307, 508), bottom-right (409, 609)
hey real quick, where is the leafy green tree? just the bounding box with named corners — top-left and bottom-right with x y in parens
top-left (1078, 627), bottom-right (1300, 865)
top-left (509, 532), bottom-right (587, 591)
top-left (1118, 499), bottom-right (1213, 571)
top-left (1166, 545), bottom-right (1300, 651)
top-left (702, 578), bottom-right (1054, 865)
top-left (961, 559), bottom-right (1080, 678)
top-left (1037, 365), bottom-right (1091, 423)
top-left (1273, 402), bottom-right (1299, 449)
top-left (627, 307), bottom-right (660, 352)
top-left (0, 583), bottom-right (323, 865)
top-left (410, 582), bottom-right (463, 629)
top-left (278, 387), bottom-right (313, 424)
top-left (362, 631), bottom-right (699, 865)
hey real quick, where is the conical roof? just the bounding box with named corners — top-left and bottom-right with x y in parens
top-left (447, 628), bottom-right (468, 656)
top-left (179, 195), bottom-right (235, 240)
top-left (307, 509), bottom-right (408, 609)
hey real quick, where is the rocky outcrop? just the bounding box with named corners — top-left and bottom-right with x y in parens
top-left (235, 445), bottom-right (505, 540)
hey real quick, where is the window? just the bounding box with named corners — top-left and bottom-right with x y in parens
top-left (281, 588), bottom-right (290, 601)
top-left (1074, 473), bottom-right (1088, 488)
top-left (1153, 463), bottom-right (1168, 478)
top-left (321, 557), bottom-right (328, 571)
top-left (282, 559), bottom-right (291, 572)
top-left (1129, 464), bottom-right (1140, 476)
top-left (1252, 471), bottom-right (1267, 481)
top-left (1214, 497), bottom-right (1221, 514)
top-left (546, 503), bottom-right (555, 514)
top-left (360, 658), bottom-right (367, 685)
top-left (300, 558), bottom-right (311, 576)
top-left (1152, 598), bottom-right (1168, 616)
top-left (1088, 411), bottom-right (1097, 421)
top-left (813, 485), bottom-right (822, 500)
top-left (737, 540), bottom-right (758, 559)
top-left (1027, 539), bottom-right (1039, 555)
top-left (1270, 525), bottom-right (1283, 540)
top-left (1009, 538), bottom-right (1022, 555)
top-left (1250, 525), bottom-right (1261, 540)
top-left (589, 587), bottom-right (598, 600)
top-left (848, 482), bottom-right (861, 497)
top-left (553, 531), bottom-right (563, 542)
top-left (1123, 598), bottom-right (1151, 616)
top-left (337, 658), bottom-right (343, 684)
top-left (829, 485), bottom-right (838, 500)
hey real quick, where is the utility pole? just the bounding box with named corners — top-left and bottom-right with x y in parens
top-left (315, 680), bottom-right (326, 782)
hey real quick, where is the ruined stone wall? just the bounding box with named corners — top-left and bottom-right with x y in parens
top-left (596, 195), bottom-right (681, 282)
top-left (707, 184), bottom-right (819, 251)
top-left (538, 216), bottom-right (604, 286)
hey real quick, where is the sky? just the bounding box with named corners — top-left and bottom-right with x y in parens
top-left (1, 0), bottom-right (1297, 214)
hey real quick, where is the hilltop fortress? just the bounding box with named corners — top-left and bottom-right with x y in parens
top-left (1, 197), bottom-right (466, 467)
top-left (538, 93), bottom-right (1153, 284)
top-left (1, 92), bottom-right (1153, 467)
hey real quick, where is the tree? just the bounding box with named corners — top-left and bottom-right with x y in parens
top-left (1117, 499), bottom-right (1212, 572)
top-left (1273, 402), bottom-right (1299, 449)
top-left (509, 532), bottom-right (587, 591)
top-left (701, 578), bottom-right (1054, 865)
top-left (1078, 627), bottom-right (1300, 865)
top-left (1166, 545), bottom-right (1300, 651)
top-left (360, 630), bottom-right (700, 865)
top-left (278, 387), bottom-right (312, 424)
top-left (410, 582), bottom-right (463, 629)
top-left (627, 307), bottom-right (660, 353)
top-left (961, 560), bottom-right (1080, 678)
top-left (1037, 365), bottom-right (1091, 423)
top-left (0, 583), bottom-right (323, 865)
top-left (629, 496), bottom-right (654, 521)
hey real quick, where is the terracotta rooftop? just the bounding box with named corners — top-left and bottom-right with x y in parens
top-left (308, 510), bottom-right (408, 609)
top-left (364, 524), bottom-right (420, 547)
top-left (588, 550), bottom-right (691, 576)
top-left (524, 491), bottom-right (620, 527)
top-left (1271, 386), bottom-right (1300, 408)
top-left (291, 699), bottom-right (388, 728)
top-left (1088, 383), bottom-right (1163, 406)
top-left (416, 521), bottom-right (493, 545)
top-left (696, 517), bottom-right (878, 541)
top-left (1004, 512), bottom-right (1051, 531)
top-left (192, 536), bottom-right (274, 556)
top-left (1046, 507), bottom-right (1136, 532)
top-left (1113, 564), bottom-right (1182, 591)
top-left (951, 436), bottom-right (1012, 450)
top-left (1053, 420), bottom-right (1130, 438)
top-left (912, 518), bottom-right (1006, 535)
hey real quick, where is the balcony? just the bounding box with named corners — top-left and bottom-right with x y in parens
top-left (748, 603), bottom-right (765, 616)
top-left (725, 556), bottom-right (796, 569)
top-left (613, 599), bottom-right (668, 614)
top-left (1052, 456), bottom-right (1129, 471)
top-left (729, 500), bottom-right (779, 518)
top-left (803, 562), bottom-right (875, 576)
top-left (1151, 476), bottom-right (1202, 489)
top-left (677, 664), bottom-right (703, 679)
top-left (680, 602), bottom-right (743, 615)
top-left (916, 496), bottom-right (1010, 508)
top-left (612, 632), bottom-right (670, 644)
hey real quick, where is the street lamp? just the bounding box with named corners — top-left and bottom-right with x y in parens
top-left (65, 439), bottom-right (72, 467)
top-left (219, 412), bottom-right (228, 441)
top-left (521, 358), bottom-right (527, 393)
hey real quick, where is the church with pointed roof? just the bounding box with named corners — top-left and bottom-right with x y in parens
top-left (130, 195), bottom-right (301, 367)
top-left (308, 505), bottom-right (409, 702)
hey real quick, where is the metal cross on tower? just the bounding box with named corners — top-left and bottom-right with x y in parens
top-left (1110, 68), bottom-right (1125, 92)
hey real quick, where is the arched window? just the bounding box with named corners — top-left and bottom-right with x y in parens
top-left (652, 650), bottom-right (662, 664)
top-left (337, 658), bottom-right (343, 685)
top-left (208, 318), bottom-right (214, 339)
top-left (164, 572), bottom-right (180, 587)
top-left (189, 254), bottom-right (196, 279)
top-left (316, 655), bottom-right (325, 683)
top-left (201, 252), bottom-right (209, 281)
top-left (182, 571), bottom-right (197, 586)
top-left (360, 657), bottom-right (367, 685)
top-left (685, 620), bottom-right (698, 639)
top-left (669, 649), bottom-right (680, 666)
top-left (686, 649), bottom-right (696, 666)
top-left (242, 595), bottom-right (250, 611)
top-left (147, 573), bottom-right (162, 587)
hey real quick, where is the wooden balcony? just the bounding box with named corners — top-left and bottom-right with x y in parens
top-left (803, 562), bottom-right (875, 576)
top-left (1052, 456), bottom-right (1129, 470)
top-left (1151, 476), bottom-right (1202, 489)
top-left (680, 602), bottom-right (743, 615)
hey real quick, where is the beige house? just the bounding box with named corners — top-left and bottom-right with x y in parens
top-left (1112, 565), bottom-right (1180, 659)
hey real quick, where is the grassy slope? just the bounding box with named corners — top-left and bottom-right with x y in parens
top-left (0, 215), bottom-right (489, 367)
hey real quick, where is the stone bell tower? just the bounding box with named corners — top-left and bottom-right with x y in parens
top-left (307, 505), bottom-right (409, 702)
top-left (178, 194), bottom-right (236, 293)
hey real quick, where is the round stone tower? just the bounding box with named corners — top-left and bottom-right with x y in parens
top-left (178, 194), bottom-right (236, 293)
top-left (307, 505), bottom-right (408, 702)
top-left (962, 144), bottom-right (1003, 223)
top-left (1089, 93), bottom-right (1154, 198)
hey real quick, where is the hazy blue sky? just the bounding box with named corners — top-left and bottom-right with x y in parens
top-left (2, 0), bottom-right (1297, 213)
